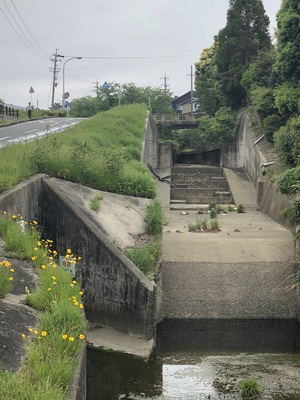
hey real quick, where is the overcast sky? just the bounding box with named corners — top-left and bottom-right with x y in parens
top-left (0, 0), bottom-right (282, 109)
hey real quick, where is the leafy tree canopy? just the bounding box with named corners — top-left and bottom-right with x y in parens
top-left (215, 0), bottom-right (271, 109)
top-left (276, 0), bottom-right (300, 83)
top-left (195, 43), bottom-right (221, 116)
top-left (70, 83), bottom-right (173, 117)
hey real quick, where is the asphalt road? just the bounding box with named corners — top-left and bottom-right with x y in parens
top-left (0, 117), bottom-right (84, 147)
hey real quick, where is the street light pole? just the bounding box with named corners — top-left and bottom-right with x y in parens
top-left (62, 57), bottom-right (82, 110)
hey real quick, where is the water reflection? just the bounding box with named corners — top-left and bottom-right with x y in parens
top-left (87, 319), bottom-right (300, 400)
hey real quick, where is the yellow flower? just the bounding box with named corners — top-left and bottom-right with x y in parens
top-left (52, 264), bottom-right (57, 268)
top-left (67, 249), bottom-right (72, 254)
top-left (12, 215), bottom-right (16, 219)
top-left (33, 330), bottom-right (38, 335)
top-left (72, 280), bottom-right (77, 285)
top-left (9, 277), bottom-right (13, 281)
top-left (74, 301), bottom-right (79, 306)
top-left (34, 247), bottom-right (38, 252)
top-left (28, 328), bottom-right (33, 332)
top-left (41, 331), bottom-right (47, 337)
top-left (51, 276), bottom-right (56, 280)
top-left (41, 265), bottom-right (46, 270)
top-left (79, 304), bottom-right (84, 309)
top-left (79, 334), bottom-right (85, 340)
top-left (32, 220), bottom-right (38, 225)
top-left (79, 291), bottom-right (84, 296)
top-left (9, 268), bottom-right (14, 273)
top-left (31, 256), bottom-right (36, 261)
top-left (37, 241), bottom-right (41, 247)
top-left (4, 260), bottom-right (11, 267)
top-left (62, 334), bottom-right (68, 340)
top-left (3, 211), bottom-right (7, 214)
top-left (69, 336), bottom-right (75, 342)
top-left (47, 288), bottom-right (52, 291)
top-left (78, 257), bottom-right (82, 260)
top-left (21, 333), bottom-right (26, 339)
top-left (70, 283), bottom-right (74, 287)
top-left (52, 281), bottom-right (57, 285)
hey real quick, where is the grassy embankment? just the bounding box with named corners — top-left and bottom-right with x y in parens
top-left (0, 104), bottom-right (163, 398)
top-left (0, 104), bottom-right (156, 198)
top-left (0, 214), bottom-right (86, 399)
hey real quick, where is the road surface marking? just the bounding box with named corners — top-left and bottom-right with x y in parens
top-left (25, 129), bottom-right (38, 134)
top-left (0, 136), bottom-right (9, 141)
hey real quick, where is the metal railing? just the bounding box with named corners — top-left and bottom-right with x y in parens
top-left (0, 103), bottom-right (23, 119)
top-left (153, 113), bottom-right (204, 125)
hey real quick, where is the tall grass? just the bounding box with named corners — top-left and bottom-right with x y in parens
top-left (0, 105), bottom-right (156, 198)
top-left (0, 214), bottom-right (86, 399)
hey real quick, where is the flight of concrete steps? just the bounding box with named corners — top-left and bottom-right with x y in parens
top-left (170, 165), bottom-right (234, 208)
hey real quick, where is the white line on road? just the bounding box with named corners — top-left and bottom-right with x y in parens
top-left (0, 136), bottom-right (9, 141)
top-left (25, 129), bottom-right (38, 134)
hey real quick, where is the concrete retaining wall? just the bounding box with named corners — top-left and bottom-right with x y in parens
top-left (143, 113), bottom-right (158, 168)
top-left (42, 177), bottom-right (156, 340)
top-left (158, 142), bottom-right (173, 169)
top-left (0, 173), bottom-right (157, 398)
top-left (0, 174), bottom-right (44, 223)
top-left (223, 112), bottom-right (267, 185)
top-left (222, 111), bottom-right (296, 232)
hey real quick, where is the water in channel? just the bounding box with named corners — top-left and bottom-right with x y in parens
top-left (87, 319), bottom-right (300, 400)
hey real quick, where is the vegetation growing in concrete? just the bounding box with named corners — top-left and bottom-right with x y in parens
top-left (0, 214), bottom-right (86, 399)
top-left (188, 217), bottom-right (220, 232)
top-left (0, 104), bottom-right (156, 199)
top-left (89, 194), bottom-right (103, 213)
top-left (237, 204), bottom-right (246, 213)
top-left (145, 200), bottom-right (163, 236)
top-left (125, 200), bottom-right (163, 278)
top-left (0, 259), bottom-right (13, 298)
top-left (238, 377), bottom-right (261, 399)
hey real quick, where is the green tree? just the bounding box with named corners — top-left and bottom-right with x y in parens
top-left (241, 48), bottom-right (276, 93)
top-left (215, 0), bottom-right (271, 109)
top-left (274, 116), bottom-right (300, 167)
top-left (195, 43), bottom-right (221, 116)
top-left (70, 96), bottom-right (98, 117)
top-left (121, 83), bottom-right (173, 114)
top-left (96, 82), bottom-right (120, 110)
top-left (276, 0), bottom-right (300, 83)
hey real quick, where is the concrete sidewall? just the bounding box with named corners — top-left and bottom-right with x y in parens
top-left (0, 174), bottom-right (157, 399)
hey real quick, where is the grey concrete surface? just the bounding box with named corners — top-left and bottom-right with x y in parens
top-left (0, 258), bottom-right (38, 372)
top-left (156, 168), bottom-right (298, 320)
top-left (87, 326), bottom-right (154, 359)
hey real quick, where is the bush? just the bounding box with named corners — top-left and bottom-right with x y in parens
top-left (262, 114), bottom-right (282, 142)
top-left (238, 377), bottom-right (261, 399)
top-left (276, 166), bottom-right (300, 195)
top-left (145, 200), bottom-right (163, 235)
top-left (237, 204), bottom-right (246, 213)
top-left (274, 116), bottom-right (300, 167)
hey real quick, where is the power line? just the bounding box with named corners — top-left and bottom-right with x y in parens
top-left (10, 0), bottom-right (50, 58)
top-left (64, 54), bottom-right (198, 60)
top-left (0, 1), bottom-right (49, 60)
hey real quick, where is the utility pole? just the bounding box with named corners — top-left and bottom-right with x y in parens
top-left (161, 73), bottom-right (170, 92)
top-left (50, 49), bottom-right (64, 109)
top-left (187, 65), bottom-right (194, 119)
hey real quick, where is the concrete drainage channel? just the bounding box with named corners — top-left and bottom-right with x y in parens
top-left (87, 319), bottom-right (300, 399)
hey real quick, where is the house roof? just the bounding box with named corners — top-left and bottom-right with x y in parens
top-left (172, 91), bottom-right (197, 107)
